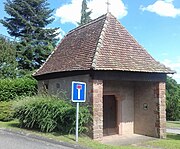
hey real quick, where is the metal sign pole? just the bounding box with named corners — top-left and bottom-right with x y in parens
top-left (71, 81), bottom-right (86, 142)
top-left (75, 102), bottom-right (79, 142)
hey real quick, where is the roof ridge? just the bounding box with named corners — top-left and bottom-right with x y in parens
top-left (91, 13), bottom-right (110, 69)
top-left (67, 14), bottom-right (107, 36)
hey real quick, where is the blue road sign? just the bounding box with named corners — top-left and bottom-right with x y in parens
top-left (71, 81), bottom-right (86, 102)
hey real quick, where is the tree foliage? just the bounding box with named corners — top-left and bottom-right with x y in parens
top-left (0, 0), bottom-right (59, 70)
top-left (0, 35), bottom-right (17, 78)
top-left (78, 0), bottom-right (92, 25)
top-left (166, 76), bottom-right (180, 121)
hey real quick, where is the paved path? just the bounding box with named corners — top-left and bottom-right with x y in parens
top-left (102, 134), bottom-right (157, 146)
top-left (0, 129), bottom-right (79, 149)
top-left (166, 128), bottom-right (180, 134)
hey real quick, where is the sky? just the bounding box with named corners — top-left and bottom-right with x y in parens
top-left (0, 0), bottom-right (180, 83)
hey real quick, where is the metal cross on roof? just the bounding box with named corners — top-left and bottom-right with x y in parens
top-left (106, 0), bottom-right (111, 13)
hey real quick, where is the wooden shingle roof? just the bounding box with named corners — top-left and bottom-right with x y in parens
top-left (34, 13), bottom-right (174, 77)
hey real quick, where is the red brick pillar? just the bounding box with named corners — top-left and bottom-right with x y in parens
top-left (92, 80), bottom-right (103, 140)
top-left (154, 82), bottom-right (166, 138)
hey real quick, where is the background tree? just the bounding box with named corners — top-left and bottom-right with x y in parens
top-left (0, 35), bottom-right (17, 79)
top-left (166, 76), bottom-right (180, 121)
top-left (79, 0), bottom-right (92, 25)
top-left (0, 0), bottom-right (59, 71)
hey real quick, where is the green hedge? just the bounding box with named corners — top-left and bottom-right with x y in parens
top-left (0, 101), bottom-right (14, 121)
top-left (13, 95), bottom-right (91, 134)
top-left (0, 76), bottom-right (37, 101)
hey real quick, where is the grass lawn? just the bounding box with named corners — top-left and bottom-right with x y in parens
top-left (143, 134), bottom-right (180, 149)
top-left (167, 121), bottom-right (180, 128)
top-left (0, 120), bottom-right (180, 149)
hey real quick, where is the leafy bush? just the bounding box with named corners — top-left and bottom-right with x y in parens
top-left (0, 76), bottom-right (37, 101)
top-left (13, 95), bottom-right (91, 134)
top-left (0, 101), bottom-right (15, 121)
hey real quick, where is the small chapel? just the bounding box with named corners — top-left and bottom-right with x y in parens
top-left (33, 13), bottom-right (174, 140)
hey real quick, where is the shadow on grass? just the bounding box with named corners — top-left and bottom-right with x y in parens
top-left (63, 135), bottom-right (75, 141)
top-left (51, 131), bottom-right (89, 142)
top-left (8, 122), bottom-right (20, 128)
top-left (168, 121), bottom-right (180, 125)
top-left (52, 132), bottom-right (75, 141)
top-left (167, 134), bottom-right (180, 140)
top-left (172, 122), bottom-right (180, 125)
